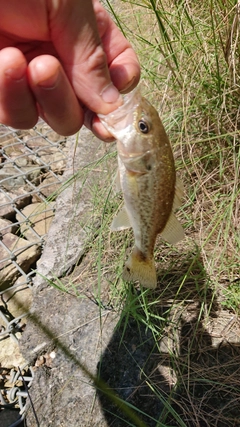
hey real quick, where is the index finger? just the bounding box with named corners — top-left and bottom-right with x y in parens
top-left (48, 0), bottom-right (122, 114)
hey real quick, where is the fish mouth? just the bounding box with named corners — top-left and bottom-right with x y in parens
top-left (98, 86), bottom-right (142, 136)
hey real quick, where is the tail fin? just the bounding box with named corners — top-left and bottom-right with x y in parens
top-left (122, 247), bottom-right (157, 289)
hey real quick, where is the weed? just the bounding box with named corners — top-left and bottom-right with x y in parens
top-left (222, 280), bottom-right (240, 314)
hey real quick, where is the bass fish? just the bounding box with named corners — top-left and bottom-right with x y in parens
top-left (99, 87), bottom-right (184, 289)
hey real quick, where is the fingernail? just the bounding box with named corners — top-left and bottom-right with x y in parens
top-left (37, 73), bottom-right (59, 89)
top-left (5, 64), bottom-right (26, 81)
top-left (120, 77), bottom-right (136, 94)
top-left (33, 64), bottom-right (60, 89)
top-left (101, 83), bottom-right (120, 103)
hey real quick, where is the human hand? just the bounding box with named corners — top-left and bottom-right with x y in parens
top-left (0, 0), bottom-right (140, 139)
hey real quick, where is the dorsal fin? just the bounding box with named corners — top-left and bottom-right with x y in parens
top-left (112, 169), bottom-right (121, 194)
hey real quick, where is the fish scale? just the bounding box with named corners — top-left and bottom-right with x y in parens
top-left (99, 86), bottom-right (184, 289)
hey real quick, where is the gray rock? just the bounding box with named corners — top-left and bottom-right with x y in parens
top-left (28, 127), bottom-right (104, 283)
top-left (0, 164), bottom-right (42, 189)
top-left (14, 155), bottom-right (29, 167)
top-left (3, 281), bottom-right (33, 318)
top-left (32, 174), bottom-right (62, 201)
top-left (0, 127), bottom-right (15, 147)
top-left (0, 333), bottom-right (27, 369)
top-left (20, 127), bottom-right (118, 426)
top-left (34, 122), bottom-right (66, 143)
top-left (22, 135), bottom-right (52, 149)
top-left (0, 281), bottom-right (32, 369)
top-left (4, 142), bottom-right (26, 160)
top-left (0, 233), bottom-right (41, 291)
top-left (22, 288), bottom-right (117, 427)
top-left (16, 202), bottom-right (55, 242)
top-left (0, 165), bottom-right (27, 188)
top-left (36, 146), bottom-right (67, 173)
top-left (0, 190), bottom-right (31, 219)
top-left (0, 217), bottom-right (17, 235)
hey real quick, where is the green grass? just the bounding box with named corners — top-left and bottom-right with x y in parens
top-left (99, 0), bottom-right (240, 314)
top-left (222, 281), bottom-right (240, 314)
top-left (36, 1), bottom-right (240, 425)
top-left (95, 1), bottom-right (239, 424)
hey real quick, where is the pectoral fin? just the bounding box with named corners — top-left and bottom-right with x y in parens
top-left (112, 169), bottom-right (121, 194)
top-left (160, 212), bottom-right (185, 244)
top-left (111, 206), bottom-right (131, 231)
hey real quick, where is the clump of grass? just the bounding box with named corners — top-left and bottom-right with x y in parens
top-left (222, 280), bottom-right (240, 314)
top-left (60, 0), bottom-right (240, 334)
top-left (92, 1), bottom-right (240, 425)
top-left (107, 0), bottom-right (240, 286)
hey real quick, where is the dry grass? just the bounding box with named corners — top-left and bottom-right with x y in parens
top-left (78, 1), bottom-right (240, 424)
top-left (43, 1), bottom-right (240, 425)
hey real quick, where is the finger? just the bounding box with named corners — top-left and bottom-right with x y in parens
top-left (84, 110), bottom-right (115, 142)
top-left (28, 55), bottom-right (84, 136)
top-left (109, 49), bottom-right (140, 94)
top-left (95, 2), bottom-right (140, 93)
top-left (48, 0), bottom-right (122, 115)
top-left (0, 47), bottom-right (38, 128)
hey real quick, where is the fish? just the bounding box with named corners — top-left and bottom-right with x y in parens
top-left (98, 86), bottom-right (184, 289)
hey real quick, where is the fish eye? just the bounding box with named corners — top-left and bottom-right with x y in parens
top-left (138, 119), bottom-right (150, 134)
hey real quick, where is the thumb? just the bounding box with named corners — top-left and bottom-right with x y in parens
top-left (48, 0), bottom-right (121, 114)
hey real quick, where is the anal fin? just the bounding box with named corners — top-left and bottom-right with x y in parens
top-left (160, 212), bottom-right (185, 244)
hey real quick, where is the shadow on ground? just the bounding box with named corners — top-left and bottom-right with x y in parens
top-left (20, 240), bottom-right (240, 426)
top-left (97, 253), bottom-right (240, 427)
